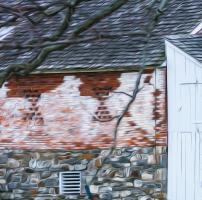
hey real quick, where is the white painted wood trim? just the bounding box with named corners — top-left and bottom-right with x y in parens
top-left (191, 21), bottom-right (202, 34)
top-left (165, 40), bottom-right (202, 68)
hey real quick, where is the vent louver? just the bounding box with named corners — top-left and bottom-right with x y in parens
top-left (59, 171), bottom-right (81, 195)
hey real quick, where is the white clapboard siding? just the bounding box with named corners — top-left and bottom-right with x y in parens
top-left (166, 40), bottom-right (202, 200)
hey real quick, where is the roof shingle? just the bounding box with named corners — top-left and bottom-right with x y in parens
top-left (167, 34), bottom-right (202, 64)
top-left (0, 0), bottom-right (202, 72)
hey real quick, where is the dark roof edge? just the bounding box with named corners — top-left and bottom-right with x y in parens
top-left (29, 65), bottom-right (165, 74)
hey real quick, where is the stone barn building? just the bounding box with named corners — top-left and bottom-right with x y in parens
top-left (0, 0), bottom-right (201, 199)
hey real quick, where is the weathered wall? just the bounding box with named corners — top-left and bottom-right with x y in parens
top-left (0, 146), bottom-right (167, 200)
top-left (0, 69), bottom-right (166, 149)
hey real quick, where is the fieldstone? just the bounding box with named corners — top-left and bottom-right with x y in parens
top-left (141, 172), bottom-right (154, 180)
top-left (99, 186), bottom-right (112, 193)
top-left (20, 183), bottom-right (38, 189)
top-left (141, 148), bottom-right (153, 154)
top-left (80, 153), bottom-right (95, 160)
top-left (30, 173), bottom-right (40, 184)
top-left (123, 167), bottom-right (131, 177)
top-left (160, 154), bottom-right (167, 167)
top-left (155, 147), bottom-right (166, 154)
top-left (119, 157), bottom-right (130, 163)
top-left (49, 164), bottom-right (63, 171)
top-left (41, 171), bottom-right (51, 179)
top-left (120, 190), bottom-right (132, 198)
top-left (81, 159), bottom-right (88, 165)
top-left (44, 178), bottom-right (58, 187)
top-left (0, 169), bottom-right (6, 177)
top-left (7, 159), bottom-right (20, 168)
top-left (127, 147), bottom-right (141, 152)
top-left (0, 147), bottom-right (167, 199)
top-left (95, 158), bottom-right (102, 168)
top-left (110, 157), bottom-right (120, 162)
top-left (36, 160), bottom-right (52, 169)
top-left (134, 179), bottom-right (143, 187)
top-left (0, 155), bottom-right (8, 164)
top-left (61, 164), bottom-right (74, 170)
top-left (100, 149), bottom-right (111, 157)
top-left (89, 185), bottom-right (99, 193)
top-left (155, 168), bottom-right (167, 181)
top-left (130, 154), bottom-right (142, 162)
top-left (38, 187), bottom-right (49, 194)
top-left (30, 152), bottom-right (40, 160)
top-left (85, 175), bottom-right (93, 184)
top-left (112, 191), bottom-right (120, 198)
top-left (125, 182), bottom-right (133, 187)
top-left (11, 174), bottom-right (23, 182)
top-left (113, 177), bottom-right (127, 182)
top-left (0, 193), bottom-right (15, 199)
top-left (148, 155), bottom-right (156, 165)
top-left (8, 182), bottom-right (19, 189)
top-left (114, 170), bottom-right (124, 178)
top-left (75, 164), bottom-right (86, 170)
top-left (12, 189), bottom-right (24, 193)
top-left (101, 168), bottom-right (117, 177)
top-left (0, 179), bottom-right (6, 184)
top-left (110, 182), bottom-right (122, 187)
top-left (59, 158), bottom-right (80, 165)
top-left (99, 192), bottom-right (112, 200)
top-left (138, 196), bottom-right (152, 200)
top-left (143, 183), bottom-right (156, 189)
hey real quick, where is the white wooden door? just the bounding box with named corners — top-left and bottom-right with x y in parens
top-left (168, 84), bottom-right (202, 200)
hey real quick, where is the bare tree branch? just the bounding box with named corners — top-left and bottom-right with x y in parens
top-left (73, 0), bottom-right (128, 36)
top-left (0, 0), bottom-right (129, 86)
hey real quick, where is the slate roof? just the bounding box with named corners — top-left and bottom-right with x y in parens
top-left (0, 0), bottom-right (202, 72)
top-left (167, 34), bottom-right (202, 64)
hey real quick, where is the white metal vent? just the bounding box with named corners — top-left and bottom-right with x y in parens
top-left (59, 171), bottom-right (81, 195)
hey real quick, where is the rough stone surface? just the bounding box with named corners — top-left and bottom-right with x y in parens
top-left (0, 147), bottom-right (167, 199)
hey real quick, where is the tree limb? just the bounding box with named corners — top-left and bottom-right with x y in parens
top-left (73, 0), bottom-right (128, 36)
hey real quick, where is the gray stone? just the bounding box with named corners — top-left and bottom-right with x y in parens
top-left (99, 186), bottom-right (112, 193)
top-left (112, 191), bottom-right (120, 198)
top-left (120, 190), bottom-right (132, 197)
top-left (44, 178), bottom-right (58, 187)
top-left (0, 183), bottom-right (7, 192)
top-left (8, 182), bottom-right (19, 189)
top-left (130, 154), bottom-right (142, 162)
top-left (75, 164), bottom-right (86, 170)
top-left (141, 172), bottom-right (154, 180)
top-left (134, 179), bottom-right (143, 188)
top-left (0, 147), bottom-right (167, 199)
top-left (30, 173), bottom-right (40, 184)
top-left (0, 169), bottom-right (6, 177)
top-left (160, 154), bottom-right (168, 167)
top-left (155, 168), bottom-right (167, 181)
top-left (41, 171), bottom-right (51, 179)
top-left (11, 174), bottom-right (23, 182)
top-left (7, 159), bottom-right (20, 168)
top-left (0, 155), bottom-right (8, 164)
top-left (20, 183), bottom-right (38, 189)
top-left (99, 192), bottom-right (112, 200)
top-left (147, 155), bottom-right (156, 165)
top-left (0, 193), bottom-right (15, 200)
top-left (138, 196), bottom-right (152, 200)
top-left (89, 185), bottom-right (99, 193)
top-left (0, 179), bottom-right (6, 184)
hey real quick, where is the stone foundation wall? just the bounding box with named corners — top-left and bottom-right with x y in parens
top-left (0, 146), bottom-right (167, 200)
